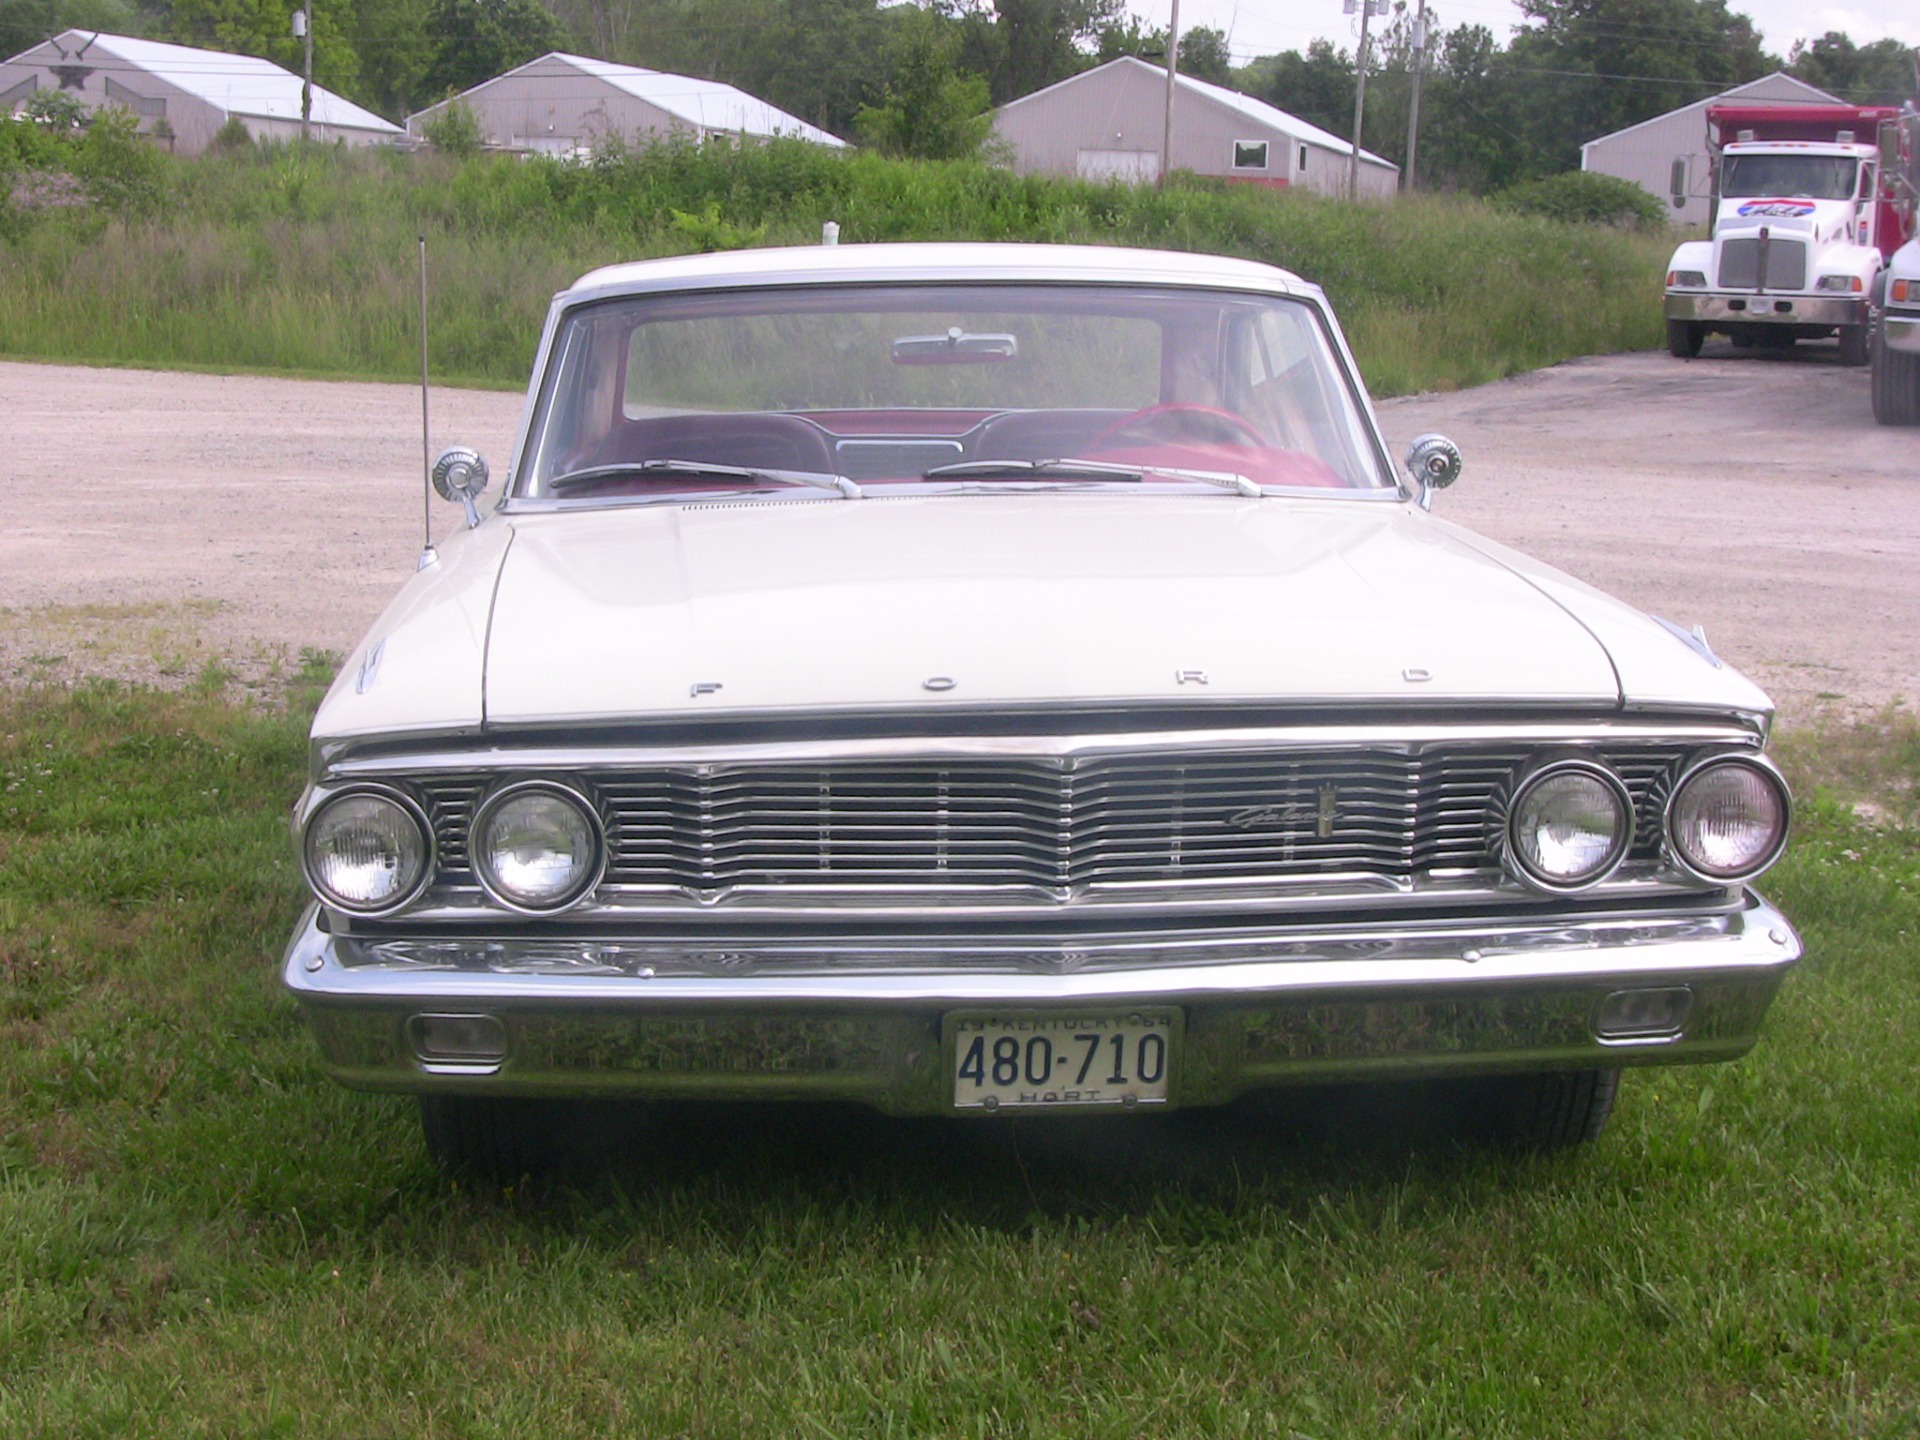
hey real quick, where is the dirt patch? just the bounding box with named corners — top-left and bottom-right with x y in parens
top-left (3, 347), bottom-right (1916, 723)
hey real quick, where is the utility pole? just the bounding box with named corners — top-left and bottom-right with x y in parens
top-left (293, 5), bottom-right (312, 141)
top-left (1346, 0), bottom-right (1377, 201)
top-left (1404, 0), bottom-right (1427, 192)
top-left (1159, 0), bottom-right (1182, 187)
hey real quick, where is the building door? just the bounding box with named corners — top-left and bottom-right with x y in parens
top-left (1076, 149), bottom-right (1160, 184)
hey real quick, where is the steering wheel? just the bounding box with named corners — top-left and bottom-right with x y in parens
top-left (1089, 404), bottom-right (1269, 450)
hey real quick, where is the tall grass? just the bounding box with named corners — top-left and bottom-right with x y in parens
top-left (0, 140), bottom-right (1672, 394)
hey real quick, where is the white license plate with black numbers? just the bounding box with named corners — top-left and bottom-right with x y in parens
top-left (947, 1011), bottom-right (1177, 1110)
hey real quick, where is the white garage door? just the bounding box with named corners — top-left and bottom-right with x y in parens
top-left (1076, 149), bottom-right (1160, 184)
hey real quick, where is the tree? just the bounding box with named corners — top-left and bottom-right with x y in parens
top-left (1091, 12), bottom-right (1162, 64)
top-left (954, 0), bottom-right (1122, 104)
top-left (854, 19), bottom-right (992, 159)
top-left (421, 0), bottom-right (567, 99)
top-left (0, 0), bottom-right (143, 60)
top-left (1503, 0), bottom-right (1777, 174)
top-left (1789, 32), bottom-right (1920, 107)
top-left (168, 0), bottom-right (362, 97)
top-left (1177, 24), bottom-right (1230, 84)
top-left (1251, 38), bottom-right (1353, 139)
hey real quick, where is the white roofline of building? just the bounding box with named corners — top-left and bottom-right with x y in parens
top-left (404, 51), bottom-right (844, 146)
top-left (1580, 71), bottom-right (1844, 152)
top-left (995, 56), bottom-right (1396, 171)
top-left (21, 29), bottom-right (400, 132)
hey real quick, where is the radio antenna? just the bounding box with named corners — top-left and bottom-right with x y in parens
top-left (417, 234), bottom-right (435, 569)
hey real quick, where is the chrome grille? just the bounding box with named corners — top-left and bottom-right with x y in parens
top-left (1718, 237), bottom-right (1807, 290)
top-left (419, 746), bottom-right (1687, 896)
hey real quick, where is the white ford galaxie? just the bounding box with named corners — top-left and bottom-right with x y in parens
top-left (282, 242), bottom-right (1801, 1176)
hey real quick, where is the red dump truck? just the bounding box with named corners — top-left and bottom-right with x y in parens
top-left (1663, 103), bottom-right (1916, 364)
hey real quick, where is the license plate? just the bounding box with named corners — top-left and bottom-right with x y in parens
top-left (947, 1010), bottom-right (1178, 1111)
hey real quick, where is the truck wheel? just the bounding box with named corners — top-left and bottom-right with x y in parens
top-left (419, 1095), bottom-right (571, 1180)
top-left (1666, 320), bottom-right (1704, 358)
top-left (1872, 320), bottom-right (1920, 425)
top-left (1837, 323), bottom-right (1870, 367)
top-left (1449, 1068), bottom-right (1621, 1152)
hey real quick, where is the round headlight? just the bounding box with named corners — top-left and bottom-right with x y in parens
top-left (473, 782), bottom-right (603, 912)
top-left (1667, 756), bottom-right (1789, 883)
top-left (304, 789), bottom-right (432, 914)
top-left (1507, 761), bottom-right (1633, 892)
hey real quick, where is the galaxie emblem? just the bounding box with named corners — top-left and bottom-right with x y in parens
top-left (1227, 784), bottom-right (1339, 838)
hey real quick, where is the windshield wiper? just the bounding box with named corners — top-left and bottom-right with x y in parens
top-left (548, 459), bottom-right (862, 499)
top-left (922, 457), bottom-right (1260, 497)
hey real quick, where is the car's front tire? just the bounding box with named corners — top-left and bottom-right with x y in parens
top-left (1837, 323), bottom-right (1870, 367)
top-left (1449, 1068), bottom-right (1621, 1152)
top-left (1871, 319), bottom-right (1920, 425)
top-left (419, 1095), bottom-right (571, 1180)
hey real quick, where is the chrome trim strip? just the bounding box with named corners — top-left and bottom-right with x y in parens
top-left (318, 720), bottom-right (1761, 781)
top-left (350, 867), bottom-right (1723, 927)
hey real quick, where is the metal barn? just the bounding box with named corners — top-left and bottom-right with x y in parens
top-left (405, 53), bottom-right (845, 156)
top-left (991, 56), bottom-right (1398, 198)
top-left (0, 29), bottom-right (401, 153)
top-left (1581, 72), bottom-right (1843, 228)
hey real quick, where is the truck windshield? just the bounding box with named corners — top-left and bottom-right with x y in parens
top-left (1720, 155), bottom-right (1857, 201)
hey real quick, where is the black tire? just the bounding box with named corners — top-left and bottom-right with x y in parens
top-left (1449, 1068), bottom-right (1621, 1153)
top-left (1665, 319), bottom-right (1704, 358)
top-left (1837, 323), bottom-right (1870, 367)
top-left (419, 1095), bottom-right (572, 1180)
top-left (1871, 318), bottom-right (1920, 425)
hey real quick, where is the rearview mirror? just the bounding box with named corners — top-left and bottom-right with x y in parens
top-left (892, 328), bottom-right (1019, 365)
top-left (432, 446), bottom-right (490, 528)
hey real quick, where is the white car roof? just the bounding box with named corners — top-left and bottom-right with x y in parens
top-left (562, 242), bottom-right (1314, 304)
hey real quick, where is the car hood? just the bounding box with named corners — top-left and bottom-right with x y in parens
top-left (428, 492), bottom-right (1771, 728)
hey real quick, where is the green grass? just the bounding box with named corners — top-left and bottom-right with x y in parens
top-left (0, 140), bottom-right (1675, 397)
top-left (1, 677), bottom-right (1916, 1435)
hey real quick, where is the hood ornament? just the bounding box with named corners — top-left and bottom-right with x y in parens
top-left (923, 676), bottom-right (957, 692)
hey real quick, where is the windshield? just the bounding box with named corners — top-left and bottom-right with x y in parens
top-left (1720, 154), bottom-right (1858, 201)
top-left (517, 282), bottom-right (1392, 500)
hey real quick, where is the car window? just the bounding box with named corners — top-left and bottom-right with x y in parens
top-left (518, 282), bottom-right (1391, 496)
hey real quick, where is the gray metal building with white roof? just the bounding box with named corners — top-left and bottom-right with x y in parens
top-left (404, 52), bottom-right (845, 155)
top-left (0, 29), bottom-right (402, 153)
top-left (992, 56), bottom-right (1397, 198)
top-left (1580, 72), bottom-right (1843, 228)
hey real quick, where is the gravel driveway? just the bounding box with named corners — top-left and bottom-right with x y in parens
top-left (2, 347), bottom-right (1915, 725)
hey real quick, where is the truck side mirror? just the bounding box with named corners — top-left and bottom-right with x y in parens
top-left (1669, 157), bottom-right (1687, 209)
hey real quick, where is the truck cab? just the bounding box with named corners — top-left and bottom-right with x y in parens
top-left (1665, 104), bottom-right (1907, 364)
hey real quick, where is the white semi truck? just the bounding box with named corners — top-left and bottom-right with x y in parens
top-left (1664, 103), bottom-right (1913, 365)
top-left (1871, 114), bottom-right (1920, 424)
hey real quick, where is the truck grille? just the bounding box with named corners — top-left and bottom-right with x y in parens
top-left (418, 746), bottom-right (1686, 897)
top-left (1718, 237), bottom-right (1807, 291)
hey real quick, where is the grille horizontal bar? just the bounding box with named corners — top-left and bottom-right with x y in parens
top-left (418, 745), bottom-right (1689, 898)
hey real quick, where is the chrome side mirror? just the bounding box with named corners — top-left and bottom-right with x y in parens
top-left (432, 446), bottom-right (490, 529)
top-left (1404, 433), bottom-right (1462, 511)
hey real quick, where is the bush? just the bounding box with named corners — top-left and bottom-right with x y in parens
top-left (1493, 171), bottom-right (1665, 230)
top-left (420, 101), bottom-right (484, 158)
top-left (207, 115), bottom-right (254, 154)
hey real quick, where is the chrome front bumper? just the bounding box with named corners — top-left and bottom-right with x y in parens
top-left (1883, 310), bottom-right (1920, 354)
top-left (1664, 293), bottom-right (1866, 327)
top-left (282, 895), bottom-right (1801, 1115)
